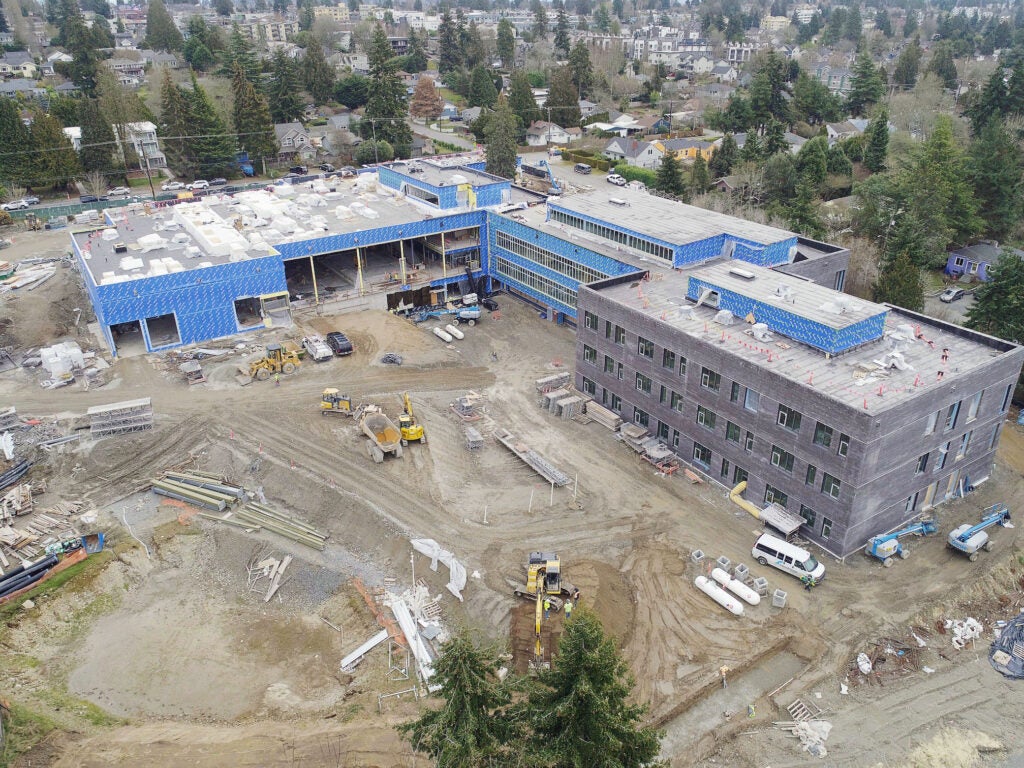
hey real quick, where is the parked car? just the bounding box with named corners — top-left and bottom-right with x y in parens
top-left (940, 287), bottom-right (966, 303)
top-left (106, 186), bottom-right (131, 197)
top-left (339, 166), bottom-right (357, 178)
top-left (78, 194), bottom-right (98, 204)
top-left (302, 335), bottom-right (333, 362)
top-left (606, 173), bottom-right (627, 186)
top-left (161, 181), bottom-right (185, 191)
top-left (1, 199), bottom-right (28, 211)
top-left (480, 296), bottom-right (499, 312)
top-left (289, 165), bottom-right (308, 175)
top-left (188, 180), bottom-right (209, 190)
top-left (22, 195), bottom-right (40, 206)
top-left (209, 177), bottom-right (228, 186)
top-left (281, 173), bottom-right (301, 181)
top-left (326, 331), bottom-right (354, 356)
top-left (319, 163), bottom-right (335, 172)
top-left (222, 185), bottom-right (242, 194)
top-left (573, 163), bottom-right (592, 175)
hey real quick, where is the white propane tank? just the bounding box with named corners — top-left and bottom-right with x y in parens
top-left (710, 567), bottom-right (761, 606)
top-left (694, 575), bottom-right (744, 616)
top-left (445, 324), bottom-right (465, 339)
top-left (432, 327), bottom-right (453, 343)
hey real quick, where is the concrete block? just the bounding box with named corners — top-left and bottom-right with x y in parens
top-left (733, 563), bottom-right (749, 581)
top-left (716, 555), bottom-right (731, 571)
top-left (752, 576), bottom-right (769, 595)
top-left (772, 589), bottom-right (787, 608)
top-left (690, 549), bottom-right (705, 564)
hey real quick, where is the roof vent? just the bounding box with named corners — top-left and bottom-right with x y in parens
top-left (609, 197), bottom-right (629, 206)
top-left (728, 267), bottom-right (756, 280)
top-left (774, 283), bottom-right (795, 303)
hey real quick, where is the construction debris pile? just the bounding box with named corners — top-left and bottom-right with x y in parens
top-left (245, 547), bottom-right (294, 602)
top-left (848, 630), bottom-right (927, 686)
top-left (151, 469), bottom-right (328, 550)
top-left (776, 699), bottom-right (831, 759)
top-left (0, 258), bottom-right (59, 294)
top-left (990, 613), bottom-right (1024, 678)
top-left (0, 492), bottom-right (87, 563)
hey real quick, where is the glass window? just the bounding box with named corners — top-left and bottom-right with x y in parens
top-left (730, 382), bottom-right (740, 402)
top-left (990, 423), bottom-right (1002, 450)
top-left (679, 357), bottom-right (687, 376)
top-left (924, 410), bottom-right (939, 435)
top-left (604, 355), bottom-right (615, 373)
top-left (670, 391), bottom-right (685, 412)
top-left (657, 421), bottom-right (669, 439)
top-left (800, 504), bottom-right (816, 528)
top-left (692, 442), bottom-right (712, 468)
top-left (837, 433), bottom-right (850, 457)
top-left (732, 465), bottom-right (748, 484)
top-left (662, 349), bottom-right (675, 370)
top-left (583, 345), bottom-right (596, 364)
top-left (821, 473), bottom-right (841, 499)
top-left (614, 325), bottom-right (626, 344)
top-left (638, 336), bottom-right (654, 358)
top-left (957, 430), bottom-right (972, 459)
top-left (821, 516), bottom-right (833, 538)
top-left (966, 391), bottom-right (983, 422)
top-left (805, 464), bottom-right (817, 485)
top-left (770, 445), bottom-right (795, 472)
top-left (634, 407), bottom-right (649, 427)
top-left (617, 362), bottom-right (624, 380)
top-left (834, 269), bottom-right (846, 292)
top-left (813, 422), bottom-right (833, 448)
top-left (610, 393), bottom-right (621, 411)
top-left (935, 440), bottom-right (950, 471)
top-left (743, 430), bottom-right (755, 452)
top-left (584, 311), bottom-right (598, 330)
top-left (1002, 384), bottom-right (1012, 413)
top-left (915, 453), bottom-right (929, 474)
top-left (726, 421), bottom-right (740, 442)
top-left (943, 401), bottom-right (961, 433)
top-left (764, 484), bottom-right (788, 507)
top-left (743, 388), bottom-right (759, 412)
top-left (636, 372), bottom-right (652, 394)
top-left (581, 377), bottom-right (595, 395)
top-left (696, 406), bottom-right (717, 430)
top-left (777, 404), bottom-right (802, 431)
top-left (700, 367), bottom-right (721, 392)
top-left (720, 458), bottom-right (731, 479)
top-left (659, 385), bottom-right (668, 404)
top-left (605, 320), bottom-right (612, 339)
top-left (904, 493), bottom-right (918, 513)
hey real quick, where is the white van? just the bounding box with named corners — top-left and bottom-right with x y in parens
top-left (752, 533), bottom-right (826, 583)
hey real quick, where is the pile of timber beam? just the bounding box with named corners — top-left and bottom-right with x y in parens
top-left (221, 504), bottom-right (327, 551)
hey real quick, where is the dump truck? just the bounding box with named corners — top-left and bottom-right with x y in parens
top-left (360, 406), bottom-right (404, 463)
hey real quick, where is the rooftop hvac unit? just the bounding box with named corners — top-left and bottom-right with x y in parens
top-left (609, 197), bottom-right (629, 206)
top-left (774, 283), bottom-right (795, 302)
top-left (728, 267), bottom-right (756, 280)
top-left (751, 322), bottom-right (773, 341)
top-left (714, 309), bottom-right (736, 325)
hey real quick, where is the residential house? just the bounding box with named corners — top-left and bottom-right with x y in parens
top-left (710, 63), bottom-right (739, 83)
top-left (0, 79), bottom-right (45, 99)
top-left (139, 50), bottom-right (180, 69)
top-left (657, 137), bottom-right (716, 162)
top-left (946, 242), bottom-right (1024, 281)
top-left (726, 44), bottom-right (756, 64)
top-left (274, 122), bottom-right (315, 160)
top-left (461, 106), bottom-right (483, 123)
top-left (816, 65), bottom-right (853, 95)
top-left (729, 131), bottom-right (806, 155)
top-left (525, 121), bottom-right (573, 146)
top-left (760, 15), bottom-right (791, 32)
top-left (602, 137), bottom-right (664, 169)
top-left (826, 119), bottom-right (871, 141)
top-left (334, 53), bottom-right (369, 74)
top-left (63, 126), bottom-right (82, 151)
top-left (579, 99), bottom-right (600, 118)
top-left (116, 121), bottom-right (166, 169)
top-left (0, 52), bottom-right (37, 79)
top-left (0, 32), bottom-right (14, 45)
top-left (586, 113), bottom-right (643, 137)
top-left (690, 54), bottom-right (716, 74)
top-left (633, 115), bottom-right (670, 135)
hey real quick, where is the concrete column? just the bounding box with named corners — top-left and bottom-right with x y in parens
top-left (399, 239), bottom-right (407, 285)
top-left (309, 255), bottom-right (319, 304)
top-left (356, 247), bottom-right (365, 296)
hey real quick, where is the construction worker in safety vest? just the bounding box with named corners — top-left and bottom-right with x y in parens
top-left (543, 598), bottom-right (551, 619)
top-left (564, 600), bottom-right (573, 619)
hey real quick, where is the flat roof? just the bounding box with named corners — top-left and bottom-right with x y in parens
top-left (383, 157), bottom-right (506, 189)
top-left (593, 263), bottom-right (1015, 414)
top-left (549, 184), bottom-right (797, 247)
top-left (688, 261), bottom-right (886, 331)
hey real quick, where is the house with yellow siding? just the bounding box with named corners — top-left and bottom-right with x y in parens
top-left (654, 137), bottom-right (716, 162)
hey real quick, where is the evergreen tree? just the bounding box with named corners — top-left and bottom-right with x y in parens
top-left (720, 94), bottom-right (754, 133)
top-left (497, 18), bottom-right (515, 68)
top-left (335, 74), bottom-right (370, 109)
top-left (404, 29), bottom-right (428, 73)
top-left (748, 52), bottom-right (792, 128)
top-left (145, 0), bottom-right (184, 52)
top-left (267, 49), bottom-right (304, 123)
top-left (0, 100), bottom-right (30, 185)
top-left (892, 37), bottom-right (921, 90)
top-left (354, 140), bottom-right (394, 165)
top-left (532, 2), bottom-right (548, 40)
top-left (796, 135), bottom-right (828, 185)
top-left (762, 119), bottom-right (787, 156)
top-left (786, 181), bottom-right (825, 238)
top-left (968, 68), bottom-right (1008, 135)
top-left (655, 152), bottom-right (687, 197)
top-left (826, 144), bottom-right (853, 176)
top-left (78, 98), bottom-right (117, 174)
top-left (903, 10), bottom-right (918, 38)
top-left (469, 66), bottom-right (499, 108)
top-left (846, 50), bottom-right (884, 117)
top-left (544, 66), bottom-right (581, 127)
top-left (438, 10), bottom-right (463, 74)
top-left (822, 8), bottom-right (845, 46)
top-left (28, 111), bottom-right (81, 189)
top-left (159, 69), bottom-right (193, 174)
top-left (397, 632), bottom-right (514, 766)
top-left (519, 608), bottom-right (661, 767)
top-left (763, 152), bottom-right (796, 202)
top-left (232, 63), bottom-right (277, 168)
top-left (185, 72), bottom-right (237, 178)
top-left (966, 250), bottom-right (1024, 366)
top-left (873, 250), bottom-right (924, 311)
top-left (843, 3), bottom-right (862, 41)
top-left (709, 133), bottom-right (738, 178)
top-left (46, 95), bottom-right (79, 128)
top-left (740, 131), bottom-right (762, 162)
top-left (554, 7), bottom-right (571, 57)
top-left (65, 5), bottom-right (101, 95)
top-left (485, 97), bottom-right (518, 179)
top-left (361, 25), bottom-right (413, 158)
top-left (508, 69), bottom-right (541, 133)
top-left (967, 119), bottom-right (1023, 241)
top-left (568, 41), bottom-right (592, 99)
top-left (1005, 61), bottom-right (1024, 116)
top-left (594, 3), bottom-right (610, 32)
top-left (302, 41), bottom-right (336, 105)
top-left (462, 20), bottom-right (487, 70)
top-left (409, 75), bottom-right (444, 122)
top-left (183, 35), bottom-right (215, 71)
top-left (863, 107), bottom-right (889, 173)
top-left (690, 153), bottom-right (710, 193)
top-left (792, 71), bottom-right (843, 125)
top-left (874, 9), bottom-right (892, 37)
top-left (927, 43), bottom-right (958, 90)
top-left (221, 24), bottom-right (261, 82)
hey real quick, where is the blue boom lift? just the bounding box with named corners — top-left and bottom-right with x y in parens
top-left (947, 504), bottom-right (1012, 562)
top-left (866, 518), bottom-right (938, 567)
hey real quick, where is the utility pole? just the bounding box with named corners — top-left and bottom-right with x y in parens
top-left (138, 128), bottom-right (157, 201)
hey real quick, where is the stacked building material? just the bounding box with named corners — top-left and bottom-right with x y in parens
top-left (151, 477), bottom-right (231, 511)
top-left (219, 504), bottom-right (328, 550)
top-left (88, 398), bottom-right (153, 438)
top-left (535, 372), bottom-right (570, 392)
top-left (540, 387), bottom-right (569, 411)
top-left (465, 426), bottom-right (484, 450)
top-left (0, 407), bottom-right (18, 432)
top-left (493, 428), bottom-right (571, 486)
top-left (583, 402), bottom-right (622, 431)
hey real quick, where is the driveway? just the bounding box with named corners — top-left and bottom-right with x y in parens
top-left (923, 293), bottom-right (975, 325)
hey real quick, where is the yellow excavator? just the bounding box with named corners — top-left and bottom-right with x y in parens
top-left (398, 392), bottom-right (426, 446)
top-left (513, 552), bottom-right (575, 667)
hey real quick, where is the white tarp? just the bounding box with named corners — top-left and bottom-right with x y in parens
top-left (411, 538), bottom-right (467, 601)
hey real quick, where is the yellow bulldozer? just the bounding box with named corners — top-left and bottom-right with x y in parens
top-left (398, 392), bottom-right (426, 446)
top-left (320, 388), bottom-right (355, 416)
top-left (247, 342), bottom-right (301, 382)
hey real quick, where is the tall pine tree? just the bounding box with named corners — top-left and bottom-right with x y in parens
top-left (267, 49), bottom-right (304, 124)
top-left (360, 25), bottom-right (412, 158)
top-left (78, 98), bottom-right (117, 174)
top-left (873, 250), bottom-right (924, 311)
top-left (554, 7), bottom-right (571, 57)
top-left (0, 100), bottom-right (31, 186)
top-left (863, 107), bottom-right (890, 173)
top-left (485, 97), bottom-right (518, 179)
top-left (967, 118), bottom-right (1023, 240)
top-left (232, 63), bottom-right (277, 168)
top-left (544, 66), bottom-right (581, 127)
top-left (302, 41), bottom-right (336, 105)
top-left (145, 0), bottom-right (184, 52)
top-left (846, 49), bottom-right (884, 117)
top-left (437, 10), bottom-right (463, 74)
top-left (508, 69), bottom-right (541, 130)
top-left (29, 111), bottom-right (81, 189)
top-left (185, 71), bottom-right (237, 178)
top-left (159, 70), bottom-right (194, 175)
top-left (655, 152), bottom-right (687, 198)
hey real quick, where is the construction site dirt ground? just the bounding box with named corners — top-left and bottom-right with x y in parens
top-left (3, 229), bottom-right (1024, 767)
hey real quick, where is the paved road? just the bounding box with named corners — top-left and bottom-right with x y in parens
top-left (410, 121), bottom-right (477, 150)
